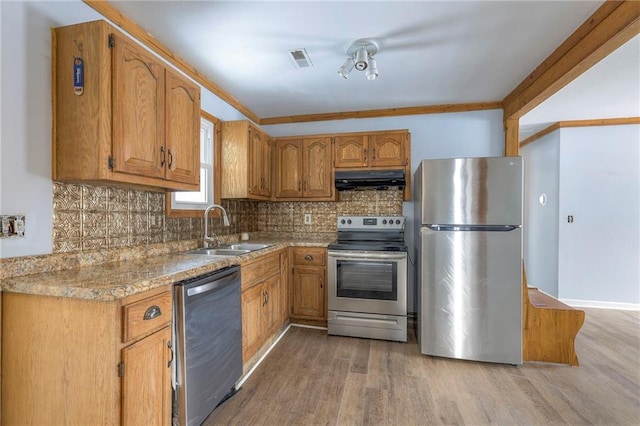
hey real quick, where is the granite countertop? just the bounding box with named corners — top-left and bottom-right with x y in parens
top-left (0, 238), bottom-right (331, 301)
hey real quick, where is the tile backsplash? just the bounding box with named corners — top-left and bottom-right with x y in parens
top-left (52, 182), bottom-right (403, 253)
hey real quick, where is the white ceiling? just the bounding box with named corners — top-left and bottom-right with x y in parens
top-left (108, 0), bottom-right (610, 121)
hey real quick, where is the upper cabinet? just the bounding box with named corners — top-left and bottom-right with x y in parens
top-left (334, 130), bottom-right (411, 200)
top-left (274, 137), bottom-right (333, 201)
top-left (221, 120), bottom-right (272, 200)
top-left (334, 131), bottom-right (409, 169)
top-left (53, 20), bottom-right (201, 191)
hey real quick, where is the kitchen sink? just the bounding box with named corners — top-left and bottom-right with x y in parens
top-left (184, 243), bottom-right (273, 257)
top-left (184, 248), bottom-right (251, 256)
top-left (218, 243), bottom-right (273, 251)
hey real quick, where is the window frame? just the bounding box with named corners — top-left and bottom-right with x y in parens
top-left (166, 110), bottom-right (221, 218)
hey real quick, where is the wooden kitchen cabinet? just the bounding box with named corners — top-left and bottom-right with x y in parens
top-left (333, 129), bottom-right (411, 200)
top-left (240, 249), bottom-right (288, 363)
top-left (274, 136), bottom-right (333, 200)
top-left (53, 20), bottom-right (201, 191)
top-left (121, 326), bottom-right (172, 425)
top-left (290, 247), bottom-right (327, 324)
top-left (1, 286), bottom-right (173, 425)
top-left (334, 130), bottom-right (408, 169)
top-left (221, 120), bottom-right (272, 200)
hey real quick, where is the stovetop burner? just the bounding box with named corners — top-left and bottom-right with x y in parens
top-left (330, 215), bottom-right (407, 252)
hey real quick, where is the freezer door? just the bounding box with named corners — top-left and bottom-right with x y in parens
top-left (418, 157), bottom-right (522, 226)
top-left (419, 226), bottom-right (522, 364)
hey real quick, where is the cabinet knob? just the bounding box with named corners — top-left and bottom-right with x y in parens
top-left (304, 254), bottom-right (313, 261)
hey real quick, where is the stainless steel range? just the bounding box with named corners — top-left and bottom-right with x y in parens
top-left (327, 216), bottom-right (408, 342)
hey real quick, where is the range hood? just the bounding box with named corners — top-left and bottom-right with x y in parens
top-left (335, 169), bottom-right (406, 191)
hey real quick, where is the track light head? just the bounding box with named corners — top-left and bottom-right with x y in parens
top-left (354, 47), bottom-right (369, 71)
top-left (338, 57), bottom-right (355, 79)
top-left (366, 57), bottom-right (378, 80)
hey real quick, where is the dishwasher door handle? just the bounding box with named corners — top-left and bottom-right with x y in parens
top-left (186, 271), bottom-right (240, 297)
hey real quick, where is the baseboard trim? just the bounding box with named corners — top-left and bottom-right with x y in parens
top-left (235, 323), bottom-right (292, 389)
top-left (560, 298), bottom-right (640, 311)
top-left (290, 323), bottom-right (328, 330)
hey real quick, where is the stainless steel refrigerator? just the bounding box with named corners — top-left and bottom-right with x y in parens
top-left (414, 157), bottom-right (523, 364)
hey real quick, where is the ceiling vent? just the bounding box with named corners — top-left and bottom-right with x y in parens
top-left (287, 48), bottom-right (313, 68)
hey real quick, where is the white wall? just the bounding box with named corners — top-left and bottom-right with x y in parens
top-left (521, 132), bottom-right (561, 296)
top-left (0, 1), bottom-right (248, 259)
top-left (265, 110), bottom-right (506, 313)
top-left (521, 124), bottom-right (640, 307)
top-left (558, 125), bottom-right (640, 305)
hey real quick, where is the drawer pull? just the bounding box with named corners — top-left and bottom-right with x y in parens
top-left (143, 305), bottom-right (162, 320)
top-left (304, 254), bottom-right (313, 261)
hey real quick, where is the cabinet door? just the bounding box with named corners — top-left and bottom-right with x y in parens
top-left (263, 274), bottom-right (281, 336)
top-left (279, 250), bottom-right (289, 325)
top-left (112, 33), bottom-right (165, 179)
top-left (369, 133), bottom-right (406, 167)
top-left (165, 68), bottom-right (200, 185)
top-left (291, 266), bottom-right (326, 320)
top-left (242, 283), bottom-right (265, 362)
top-left (274, 139), bottom-right (303, 198)
top-left (303, 137), bottom-right (333, 198)
top-left (121, 326), bottom-right (172, 426)
top-left (334, 135), bottom-right (368, 168)
top-left (262, 136), bottom-right (273, 196)
top-left (249, 127), bottom-right (267, 196)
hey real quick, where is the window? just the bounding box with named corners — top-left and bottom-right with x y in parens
top-left (166, 112), bottom-right (220, 217)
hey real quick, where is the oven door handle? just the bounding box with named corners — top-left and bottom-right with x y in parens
top-left (328, 251), bottom-right (407, 261)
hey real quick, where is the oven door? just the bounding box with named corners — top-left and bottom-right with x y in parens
top-left (328, 250), bottom-right (407, 316)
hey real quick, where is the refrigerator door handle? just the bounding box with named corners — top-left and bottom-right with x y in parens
top-left (426, 225), bottom-right (520, 232)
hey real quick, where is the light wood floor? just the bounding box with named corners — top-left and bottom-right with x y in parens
top-left (207, 308), bottom-right (640, 425)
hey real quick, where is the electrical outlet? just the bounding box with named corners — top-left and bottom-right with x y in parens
top-left (304, 213), bottom-right (312, 225)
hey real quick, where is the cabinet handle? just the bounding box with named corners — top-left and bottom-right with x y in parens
top-left (160, 147), bottom-right (166, 167)
top-left (363, 148), bottom-right (367, 161)
top-left (303, 181), bottom-right (307, 191)
top-left (143, 305), bottom-right (162, 320)
top-left (168, 149), bottom-right (174, 169)
top-left (262, 290), bottom-right (267, 306)
top-left (304, 254), bottom-right (313, 261)
top-left (298, 181), bottom-right (301, 191)
top-left (372, 148), bottom-right (376, 160)
top-left (167, 340), bottom-right (174, 368)
top-left (265, 290), bottom-right (269, 304)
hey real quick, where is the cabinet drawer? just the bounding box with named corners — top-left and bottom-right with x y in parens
top-left (122, 291), bottom-right (172, 343)
top-left (292, 247), bottom-right (326, 266)
top-left (242, 252), bottom-right (280, 290)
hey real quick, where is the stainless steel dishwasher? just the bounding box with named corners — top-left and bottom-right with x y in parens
top-left (173, 265), bottom-right (242, 426)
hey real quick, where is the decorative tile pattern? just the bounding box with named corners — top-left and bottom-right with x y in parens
top-left (52, 182), bottom-right (403, 254)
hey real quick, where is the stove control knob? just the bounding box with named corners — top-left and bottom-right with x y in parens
top-left (340, 219), bottom-right (346, 225)
top-left (388, 218), bottom-right (394, 224)
top-left (396, 219), bottom-right (401, 225)
top-left (382, 219), bottom-right (387, 224)
top-left (347, 219), bottom-right (352, 224)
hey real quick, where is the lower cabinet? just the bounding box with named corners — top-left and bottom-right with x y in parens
top-left (241, 249), bottom-right (288, 364)
top-left (290, 247), bottom-right (327, 323)
top-left (1, 287), bottom-right (172, 425)
top-left (121, 326), bottom-right (172, 425)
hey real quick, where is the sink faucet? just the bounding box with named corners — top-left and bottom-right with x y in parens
top-left (203, 204), bottom-right (230, 247)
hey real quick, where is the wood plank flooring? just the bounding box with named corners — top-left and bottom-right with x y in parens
top-left (207, 308), bottom-right (640, 425)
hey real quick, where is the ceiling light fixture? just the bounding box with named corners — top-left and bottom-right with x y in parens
top-left (338, 39), bottom-right (379, 80)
